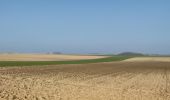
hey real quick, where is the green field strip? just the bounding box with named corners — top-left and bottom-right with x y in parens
top-left (0, 56), bottom-right (132, 67)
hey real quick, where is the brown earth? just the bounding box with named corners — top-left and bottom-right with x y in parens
top-left (0, 54), bottom-right (107, 61)
top-left (0, 61), bottom-right (170, 100)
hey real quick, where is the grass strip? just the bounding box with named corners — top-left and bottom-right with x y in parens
top-left (0, 56), bottom-right (131, 67)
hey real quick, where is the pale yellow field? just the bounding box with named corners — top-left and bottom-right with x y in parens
top-left (0, 60), bottom-right (170, 100)
top-left (124, 57), bottom-right (170, 62)
top-left (0, 54), bottom-right (107, 61)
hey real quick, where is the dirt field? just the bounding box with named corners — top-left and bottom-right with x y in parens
top-left (1, 59), bottom-right (170, 100)
top-left (0, 54), bottom-right (107, 61)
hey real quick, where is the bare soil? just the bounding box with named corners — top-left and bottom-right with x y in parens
top-left (1, 61), bottom-right (170, 100)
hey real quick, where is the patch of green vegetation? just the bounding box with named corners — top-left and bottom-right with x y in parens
top-left (0, 56), bottom-right (131, 67)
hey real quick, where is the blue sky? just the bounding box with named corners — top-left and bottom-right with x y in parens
top-left (0, 0), bottom-right (170, 54)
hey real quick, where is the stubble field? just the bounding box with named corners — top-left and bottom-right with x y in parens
top-left (0, 57), bottom-right (170, 100)
top-left (0, 54), bottom-right (107, 61)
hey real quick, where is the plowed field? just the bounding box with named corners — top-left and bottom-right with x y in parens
top-left (0, 61), bottom-right (170, 100)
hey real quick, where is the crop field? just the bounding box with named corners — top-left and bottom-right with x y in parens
top-left (0, 54), bottom-right (108, 61)
top-left (0, 57), bottom-right (170, 100)
top-left (124, 57), bottom-right (170, 62)
top-left (0, 54), bottom-right (129, 66)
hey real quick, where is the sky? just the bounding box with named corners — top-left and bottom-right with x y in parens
top-left (0, 0), bottom-right (170, 54)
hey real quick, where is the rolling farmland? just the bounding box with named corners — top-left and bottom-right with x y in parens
top-left (0, 56), bottom-right (170, 100)
top-left (1, 0), bottom-right (169, 100)
top-left (0, 54), bottom-right (129, 66)
top-left (0, 54), bottom-right (108, 61)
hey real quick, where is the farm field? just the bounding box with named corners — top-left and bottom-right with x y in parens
top-left (0, 54), bottom-right (107, 61)
top-left (1, 57), bottom-right (170, 100)
top-left (124, 57), bottom-right (170, 62)
top-left (1, 0), bottom-right (169, 100)
top-left (0, 54), bottom-right (129, 66)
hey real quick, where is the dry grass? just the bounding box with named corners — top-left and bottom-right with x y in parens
top-left (124, 57), bottom-right (170, 62)
top-left (0, 54), bottom-right (107, 61)
top-left (1, 61), bottom-right (170, 100)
